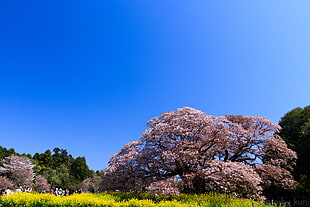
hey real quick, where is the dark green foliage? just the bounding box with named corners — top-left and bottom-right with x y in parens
top-left (278, 105), bottom-right (310, 199)
top-left (51, 148), bottom-right (74, 169)
top-left (1, 146), bottom-right (97, 190)
top-left (32, 147), bottom-right (92, 189)
top-left (33, 150), bottom-right (53, 168)
top-left (70, 157), bottom-right (90, 182)
top-left (0, 146), bottom-right (16, 160)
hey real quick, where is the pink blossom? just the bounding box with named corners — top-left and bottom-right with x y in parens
top-left (100, 107), bottom-right (297, 200)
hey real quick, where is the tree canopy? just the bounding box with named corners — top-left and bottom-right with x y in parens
top-left (0, 147), bottom-right (99, 192)
top-left (33, 148), bottom-right (92, 189)
top-left (101, 107), bottom-right (297, 200)
top-left (0, 154), bottom-right (35, 188)
top-left (279, 105), bottom-right (310, 198)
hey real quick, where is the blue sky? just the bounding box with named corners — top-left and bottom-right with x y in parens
top-left (0, 1), bottom-right (309, 170)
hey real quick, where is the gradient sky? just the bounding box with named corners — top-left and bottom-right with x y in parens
top-left (0, 1), bottom-right (309, 170)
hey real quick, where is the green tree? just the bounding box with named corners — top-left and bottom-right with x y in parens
top-left (52, 148), bottom-right (74, 168)
top-left (41, 165), bottom-right (71, 189)
top-left (33, 150), bottom-right (53, 168)
top-left (279, 105), bottom-right (310, 198)
top-left (0, 147), bottom-right (15, 160)
top-left (32, 147), bottom-right (94, 190)
top-left (70, 157), bottom-right (90, 182)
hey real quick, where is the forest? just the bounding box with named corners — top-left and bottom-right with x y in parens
top-left (0, 105), bottom-right (309, 205)
top-left (0, 146), bottom-right (102, 193)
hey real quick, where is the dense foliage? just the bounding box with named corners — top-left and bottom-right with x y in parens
top-left (101, 107), bottom-right (297, 200)
top-left (0, 192), bottom-right (275, 207)
top-left (33, 148), bottom-right (93, 189)
top-left (0, 147), bottom-right (16, 161)
top-left (0, 146), bottom-right (101, 192)
top-left (278, 105), bottom-right (310, 199)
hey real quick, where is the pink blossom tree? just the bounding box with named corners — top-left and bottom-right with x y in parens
top-left (82, 176), bottom-right (101, 193)
top-left (33, 175), bottom-right (50, 192)
top-left (0, 154), bottom-right (35, 188)
top-left (101, 107), bottom-right (297, 200)
top-left (0, 176), bottom-right (13, 191)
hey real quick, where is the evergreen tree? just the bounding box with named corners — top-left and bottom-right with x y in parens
top-left (0, 146), bottom-right (15, 160)
top-left (279, 105), bottom-right (310, 199)
top-left (70, 157), bottom-right (90, 182)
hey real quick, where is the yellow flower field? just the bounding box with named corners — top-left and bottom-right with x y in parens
top-left (0, 192), bottom-right (275, 207)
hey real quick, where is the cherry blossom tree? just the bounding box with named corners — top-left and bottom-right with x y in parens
top-left (0, 176), bottom-right (13, 191)
top-left (101, 107), bottom-right (297, 200)
top-left (0, 154), bottom-right (35, 188)
top-left (33, 175), bottom-right (50, 192)
top-left (82, 176), bottom-right (101, 193)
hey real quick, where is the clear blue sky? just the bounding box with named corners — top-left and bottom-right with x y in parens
top-left (0, 1), bottom-right (309, 170)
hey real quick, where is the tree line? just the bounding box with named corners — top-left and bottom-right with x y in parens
top-left (0, 147), bottom-right (102, 193)
top-left (0, 105), bottom-right (309, 201)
